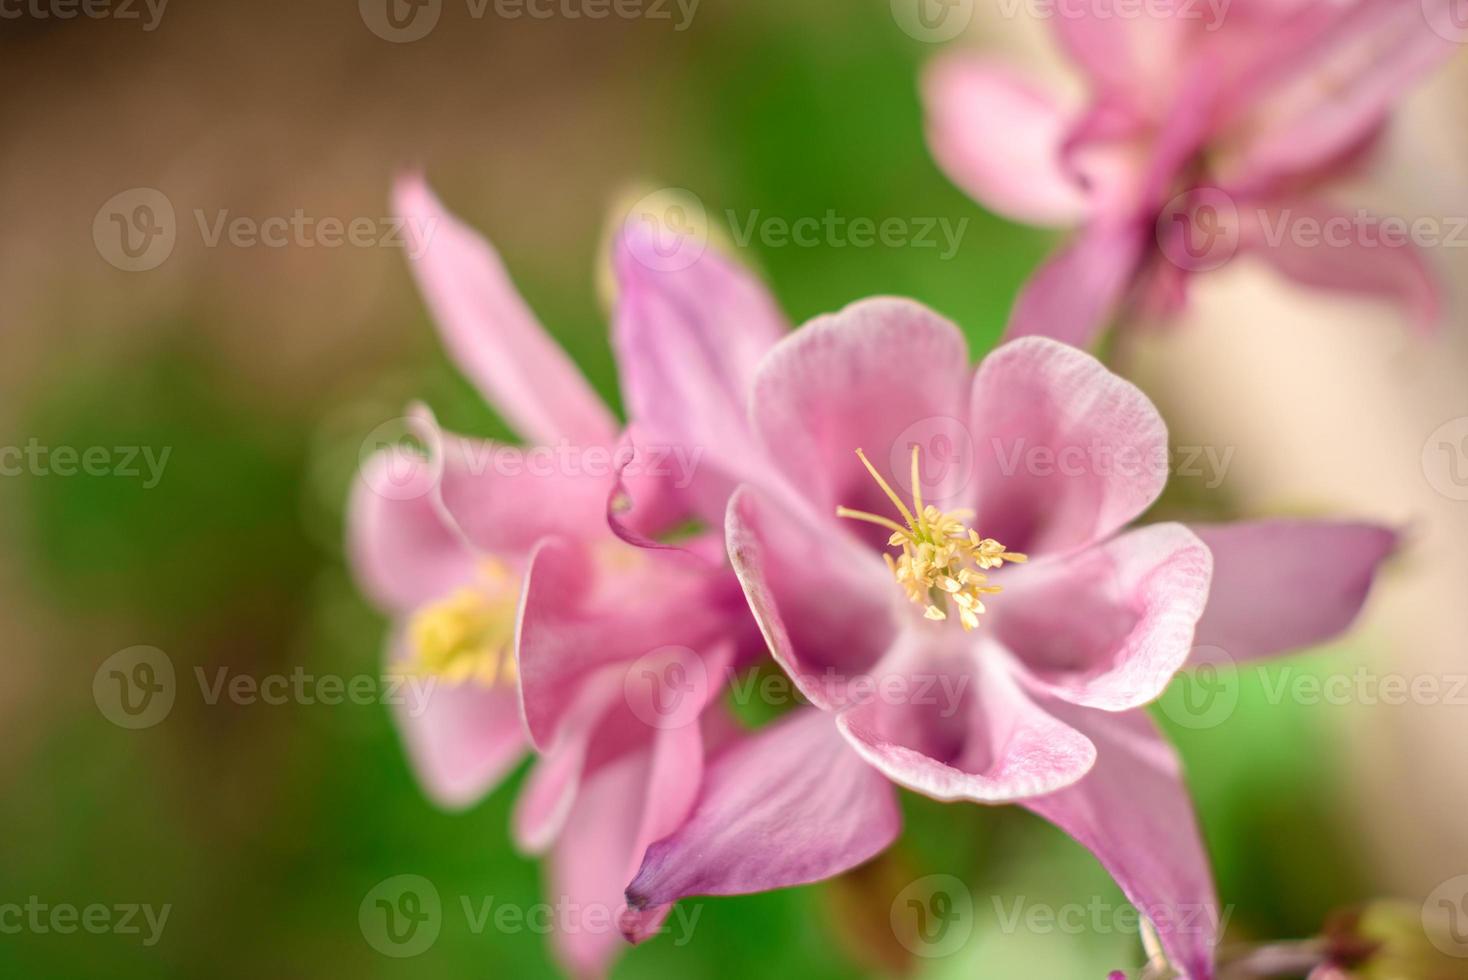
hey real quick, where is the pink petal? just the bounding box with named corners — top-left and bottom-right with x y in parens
top-left (1190, 520), bottom-right (1398, 663)
top-left (612, 228), bottom-right (787, 517)
top-left (517, 537), bottom-right (735, 749)
top-left (1023, 703), bottom-right (1219, 980)
top-left (970, 337), bottom-right (1169, 557)
top-left (922, 55), bottom-right (1089, 227)
top-left (546, 748), bottom-right (655, 978)
top-left (386, 631), bottom-right (528, 811)
top-left (1048, 4), bottom-right (1192, 110)
top-left (725, 485), bottom-right (896, 711)
top-left (393, 173), bottom-right (616, 447)
top-left (1004, 223), bottom-right (1144, 348)
top-left (1219, 0), bottom-right (1456, 192)
top-left (413, 411), bottom-right (613, 558)
top-left (622, 708), bottom-right (900, 933)
top-left (1240, 199), bottom-right (1442, 333)
top-left (835, 628), bottom-right (1097, 803)
top-left (750, 297), bottom-right (972, 522)
top-left (995, 523), bottom-right (1214, 712)
top-left (348, 447), bottom-right (476, 614)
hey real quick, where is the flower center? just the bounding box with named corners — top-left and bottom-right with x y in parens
top-left (405, 561), bottom-right (519, 687)
top-left (836, 446), bottom-right (1026, 631)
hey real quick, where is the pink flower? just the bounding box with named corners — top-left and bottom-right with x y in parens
top-left (923, 0), bottom-right (1458, 346)
top-left (348, 175), bottom-right (761, 977)
top-left (608, 269), bottom-right (1398, 979)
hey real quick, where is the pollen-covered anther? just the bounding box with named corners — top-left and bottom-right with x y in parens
top-left (405, 560), bottom-right (520, 686)
top-left (837, 446), bottom-right (1026, 631)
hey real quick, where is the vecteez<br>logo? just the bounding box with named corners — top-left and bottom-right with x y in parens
top-left (360, 0), bottom-right (442, 42)
top-left (360, 875), bottom-right (443, 957)
top-left (93, 646), bottom-right (176, 729)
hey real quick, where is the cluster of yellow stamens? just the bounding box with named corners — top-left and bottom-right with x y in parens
top-left (405, 561), bottom-right (520, 687)
top-left (837, 446), bottom-right (1026, 631)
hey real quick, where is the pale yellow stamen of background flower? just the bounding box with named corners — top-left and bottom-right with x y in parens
top-left (405, 560), bottom-right (520, 687)
top-left (836, 446), bottom-right (1026, 631)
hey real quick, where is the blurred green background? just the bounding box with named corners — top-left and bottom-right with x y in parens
top-left (0, 1), bottom-right (1426, 977)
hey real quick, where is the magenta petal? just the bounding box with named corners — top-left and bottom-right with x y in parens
top-left (970, 337), bottom-right (1169, 556)
top-left (387, 632), bottom-right (528, 811)
top-left (348, 448), bottom-right (476, 613)
top-left (1222, 1), bottom-right (1456, 191)
top-left (1240, 199), bottom-right (1442, 333)
top-left (1024, 703), bottom-right (1219, 980)
top-left (922, 55), bottom-right (1089, 228)
top-left (836, 629), bottom-right (1097, 803)
top-left (1049, 5), bottom-right (1189, 107)
top-left (1004, 224), bottom-right (1144, 348)
top-left (517, 536), bottom-right (725, 749)
top-left (996, 523), bottom-right (1214, 712)
top-left (725, 485), bottom-right (896, 710)
top-left (546, 748), bottom-right (656, 978)
top-left (393, 174), bottom-right (615, 446)
top-left (612, 228), bottom-right (787, 515)
top-left (413, 412), bottom-right (612, 559)
top-left (1190, 519), bottom-right (1397, 663)
top-left (623, 708), bottom-right (900, 921)
top-left (751, 297), bottom-right (972, 519)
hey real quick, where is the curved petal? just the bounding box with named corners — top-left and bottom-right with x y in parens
top-left (517, 536), bottom-right (732, 750)
top-left (995, 523), bottom-right (1214, 711)
top-left (414, 411), bottom-right (614, 559)
top-left (922, 55), bottom-right (1089, 228)
top-left (612, 227), bottom-right (787, 516)
top-left (1189, 519), bottom-right (1398, 663)
top-left (622, 707), bottom-right (900, 936)
top-left (1023, 703), bottom-right (1219, 980)
top-left (835, 628), bottom-right (1097, 803)
top-left (386, 631), bottom-right (528, 811)
top-left (1048, 1), bottom-right (1192, 109)
top-left (393, 173), bottom-right (616, 447)
top-left (1240, 200), bottom-right (1442, 333)
top-left (750, 297), bottom-right (972, 523)
top-left (970, 337), bottom-right (1169, 557)
top-left (1219, 0), bottom-right (1456, 192)
top-left (1004, 223), bottom-right (1144, 349)
top-left (348, 447), bottom-right (476, 614)
top-left (726, 485), bottom-right (896, 711)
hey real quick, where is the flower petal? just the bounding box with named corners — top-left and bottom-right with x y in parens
top-left (1023, 703), bottom-right (1219, 980)
top-left (393, 173), bottom-right (616, 447)
top-left (612, 227), bottom-right (787, 516)
top-left (750, 297), bottom-right (972, 521)
top-left (725, 484), bottom-right (896, 711)
top-left (836, 628), bottom-right (1097, 803)
top-left (1189, 519), bottom-right (1397, 663)
top-left (922, 55), bottom-right (1089, 228)
top-left (1048, 4), bottom-right (1191, 108)
top-left (348, 447), bottom-right (476, 614)
top-left (995, 523), bottom-right (1214, 712)
top-left (1240, 199), bottom-right (1442, 333)
top-left (414, 411), bottom-right (613, 558)
top-left (622, 708), bottom-right (900, 929)
top-left (970, 337), bottom-right (1169, 556)
top-left (386, 630), bottom-right (528, 811)
top-left (1004, 224), bottom-right (1144, 348)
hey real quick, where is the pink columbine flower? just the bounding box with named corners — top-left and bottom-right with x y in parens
top-left (923, 0), bottom-right (1459, 347)
top-left (348, 175), bottom-right (761, 977)
top-left (608, 253), bottom-right (1397, 979)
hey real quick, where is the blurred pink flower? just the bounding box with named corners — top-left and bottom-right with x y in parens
top-left (923, 0), bottom-right (1458, 346)
top-left (348, 175), bottom-right (760, 977)
top-left (607, 267), bottom-right (1399, 979)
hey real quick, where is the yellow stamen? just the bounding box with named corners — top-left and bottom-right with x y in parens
top-left (404, 560), bottom-right (520, 687)
top-left (837, 446), bottom-right (1027, 631)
